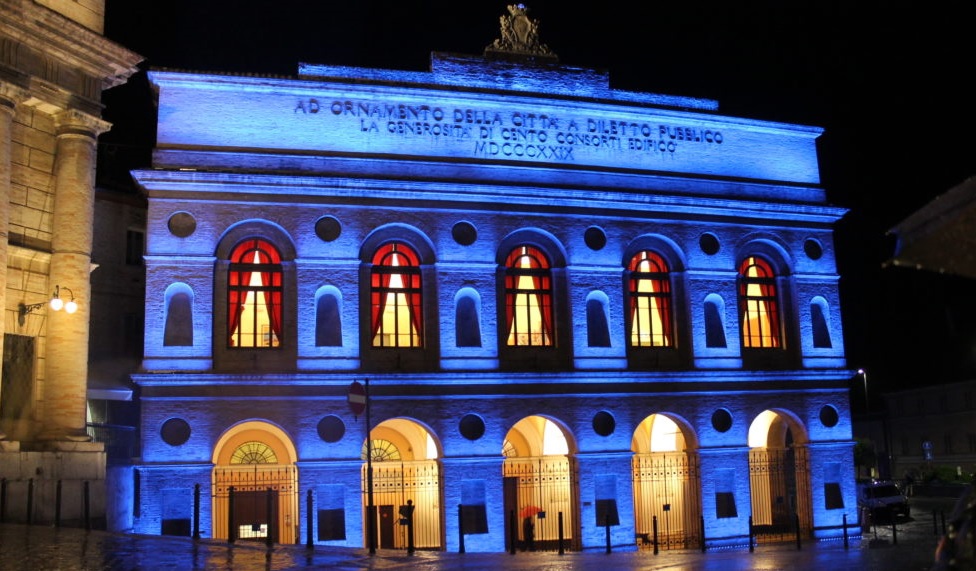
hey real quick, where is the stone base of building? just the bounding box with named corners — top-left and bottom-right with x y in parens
top-left (0, 448), bottom-right (107, 527)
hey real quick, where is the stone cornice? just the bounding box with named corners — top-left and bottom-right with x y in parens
top-left (0, 0), bottom-right (143, 91)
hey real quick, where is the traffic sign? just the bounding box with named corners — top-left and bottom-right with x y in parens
top-left (348, 380), bottom-right (366, 415)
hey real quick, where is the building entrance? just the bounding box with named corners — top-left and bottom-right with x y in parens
top-left (211, 422), bottom-right (299, 543)
top-left (631, 413), bottom-right (702, 550)
top-left (361, 418), bottom-right (443, 550)
top-left (748, 410), bottom-right (812, 543)
top-left (502, 416), bottom-right (580, 552)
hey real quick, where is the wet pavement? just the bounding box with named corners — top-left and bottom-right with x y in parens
top-left (0, 497), bottom-right (959, 570)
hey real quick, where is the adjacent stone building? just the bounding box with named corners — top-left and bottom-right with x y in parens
top-left (130, 6), bottom-right (855, 551)
top-left (0, 0), bottom-right (141, 524)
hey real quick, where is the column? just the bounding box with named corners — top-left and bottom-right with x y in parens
top-left (37, 109), bottom-right (111, 441)
top-left (0, 83), bottom-right (28, 442)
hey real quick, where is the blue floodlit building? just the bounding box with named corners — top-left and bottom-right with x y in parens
top-left (129, 6), bottom-right (855, 552)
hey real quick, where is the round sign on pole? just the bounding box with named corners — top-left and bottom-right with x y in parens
top-left (348, 380), bottom-right (366, 416)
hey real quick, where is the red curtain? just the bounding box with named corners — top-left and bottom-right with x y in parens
top-left (505, 246), bottom-right (552, 345)
top-left (370, 242), bottom-right (422, 345)
top-left (739, 256), bottom-right (780, 347)
top-left (228, 239), bottom-right (282, 346)
top-left (629, 251), bottom-right (672, 346)
top-left (258, 242), bottom-right (282, 342)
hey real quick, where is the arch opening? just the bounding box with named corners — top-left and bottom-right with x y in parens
top-left (502, 416), bottom-right (580, 552)
top-left (631, 413), bottom-right (702, 550)
top-left (361, 418), bottom-right (443, 551)
top-left (211, 421), bottom-right (299, 543)
top-left (747, 410), bottom-right (812, 542)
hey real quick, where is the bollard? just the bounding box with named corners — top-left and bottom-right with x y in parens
top-left (843, 513), bottom-right (849, 549)
top-left (933, 510), bottom-right (938, 536)
top-left (748, 515), bottom-right (754, 553)
top-left (193, 484), bottom-right (201, 540)
top-left (266, 488), bottom-right (274, 548)
top-left (891, 516), bottom-right (897, 546)
top-left (653, 515), bottom-right (659, 555)
top-left (55, 479), bottom-right (63, 528)
top-left (940, 510), bottom-right (946, 535)
top-left (27, 478), bottom-right (34, 525)
top-left (84, 481), bottom-right (91, 531)
top-left (509, 509), bottom-right (516, 555)
top-left (0, 478), bottom-right (6, 523)
top-left (605, 513), bottom-right (611, 554)
top-left (406, 500), bottom-right (415, 555)
top-left (306, 489), bottom-right (313, 549)
top-left (228, 486), bottom-right (236, 544)
top-left (700, 515), bottom-right (706, 553)
top-left (457, 504), bottom-right (465, 554)
top-left (558, 512), bottom-right (564, 555)
top-left (794, 513), bottom-right (801, 551)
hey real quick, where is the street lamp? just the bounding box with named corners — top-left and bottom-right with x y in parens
top-left (858, 368), bottom-right (868, 409)
top-left (18, 285), bottom-right (78, 325)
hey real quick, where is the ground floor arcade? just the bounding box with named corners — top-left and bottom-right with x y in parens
top-left (132, 404), bottom-right (855, 552)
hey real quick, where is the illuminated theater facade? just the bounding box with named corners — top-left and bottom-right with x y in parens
top-left (130, 8), bottom-right (855, 551)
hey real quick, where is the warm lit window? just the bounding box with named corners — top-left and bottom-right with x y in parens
top-left (738, 256), bottom-right (783, 348)
top-left (504, 245), bottom-right (553, 346)
top-left (628, 250), bottom-right (673, 347)
top-left (228, 239), bottom-right (282, 348)
top-left (370, 242), bottom-right (423, 347)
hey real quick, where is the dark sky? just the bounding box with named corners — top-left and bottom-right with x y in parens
top-left (100, 2), bottom-right (976, 403)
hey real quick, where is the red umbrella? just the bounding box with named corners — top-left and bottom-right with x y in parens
top-left (519, 505), bottom-right (542, 518)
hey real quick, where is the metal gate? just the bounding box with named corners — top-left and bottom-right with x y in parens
top-left (212, 464), bottom-right (298, 544)
top-left (503, 456), bottom-right (580, 552)
top-left (632, 452), bottom-right (702, 550)
top-left (362, 460), bottom-right (443, 550)
top-left (748, 446), bottom-right (811, 543)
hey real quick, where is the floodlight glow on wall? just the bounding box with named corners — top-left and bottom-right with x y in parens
top-left (18, 285), bottom-right (78, 325)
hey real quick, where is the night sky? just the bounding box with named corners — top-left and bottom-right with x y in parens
top-left (99, 1), bottom-right (976, 405)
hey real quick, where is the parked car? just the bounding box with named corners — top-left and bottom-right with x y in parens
top-left (857, 479), bottom-right (910, 519)
top-left (933, 485), bottom-right (974, 571)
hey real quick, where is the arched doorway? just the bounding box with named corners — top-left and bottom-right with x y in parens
top-left (631, 413), bottom-right (702, 550)
top-left (212, 421), bottom-right (299, 543)
top-left (361, 418), bottom-right (443, 550)
top-left (747, 409), bottom-right (812, 543)
top-left (502, 416), bottom-right (580, 552)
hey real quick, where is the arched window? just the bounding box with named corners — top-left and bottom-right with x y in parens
top-left (370, 242), bottom-right (423, 348)
top-left (738, 256), bottom-right (783, 348)
top-left (227, 239), bottom-right (282, 348)
top-left (628, 250), bottom-right (674, 347)
top-left (504, 245), bottom-right (553, 346)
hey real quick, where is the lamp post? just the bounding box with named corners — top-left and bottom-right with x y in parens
top-left (858, 368), bottom-right (868, 410)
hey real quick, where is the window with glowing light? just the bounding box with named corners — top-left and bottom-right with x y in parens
top-left (628, 250), bottom-right (674, 347)
top-left (737, 256), bottom-right (783, 348)
top-left (227, 239), bottom-right (282, 348)
top-left (504, 245), bottom-right (553, 346)
top-left (230, 441), bottom-right (278, 464)
top-left (370, 242), bottom-right (423, 348)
